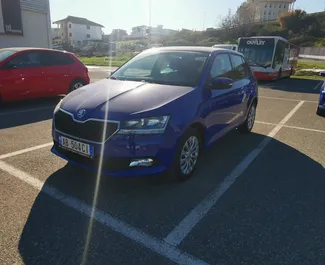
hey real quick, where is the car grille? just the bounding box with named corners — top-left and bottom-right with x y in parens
top-left (54, 110), bottom-right (119, 142)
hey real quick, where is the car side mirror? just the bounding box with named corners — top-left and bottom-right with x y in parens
top-left (320, 72), bottom-right (325, 77)
top-left (210, 77), bottom-right (233, 90)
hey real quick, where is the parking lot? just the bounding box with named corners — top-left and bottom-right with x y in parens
top-left (0, 71), bottom-right (324, 265)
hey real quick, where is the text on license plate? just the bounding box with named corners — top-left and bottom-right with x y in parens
top-left (59, 136), bottom-right (94, 157)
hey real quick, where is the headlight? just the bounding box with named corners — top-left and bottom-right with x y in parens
top-left (117, 116), bottom-right (169, 135)
top-left (54, 99), bottom-right (62, 114)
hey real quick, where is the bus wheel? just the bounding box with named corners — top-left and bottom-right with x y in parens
top-left (277, 69), bottom-right (282, 80)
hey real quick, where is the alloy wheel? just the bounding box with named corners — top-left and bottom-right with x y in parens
top-left (180, 136), bottom-right (200, 175)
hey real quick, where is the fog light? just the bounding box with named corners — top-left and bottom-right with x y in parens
top-left (129, 158), bottom-right (154, 167)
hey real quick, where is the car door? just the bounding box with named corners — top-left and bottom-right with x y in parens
top-left (0, 51), bottom-right (46, 101)
top-left (41, 51), bottom-right (73, 95)
top-left (205, 53), bottom-right (241, 144)
top-left (229, 53), bottom-right (253, 123)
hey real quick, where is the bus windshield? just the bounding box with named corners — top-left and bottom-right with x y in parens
top-left (238, 38), bottom-right (275, 68)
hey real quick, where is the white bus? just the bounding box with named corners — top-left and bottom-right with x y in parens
top-left (238, 36), bottom-right (299, 81)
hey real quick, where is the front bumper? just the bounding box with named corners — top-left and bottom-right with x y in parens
top-left (51, 128), bottom-right (178, 177)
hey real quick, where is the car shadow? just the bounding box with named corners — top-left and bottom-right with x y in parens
top-left (259, 78), bottom-right (323, 95)
top-left (0, 97), bottom-right (61, 129)
top-left (18, 132), bottom-right (325, 264)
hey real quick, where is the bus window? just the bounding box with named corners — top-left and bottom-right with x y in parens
top-left (273, 40), bottom-right (287, 68)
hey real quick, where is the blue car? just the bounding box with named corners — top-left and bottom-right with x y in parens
top-left (51, 47), bottom-right (258, 181)
top-left (317, 72), bottom-right (325, 117)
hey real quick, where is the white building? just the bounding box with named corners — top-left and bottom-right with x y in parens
top-left (0, 0), bottom-right (52, 48)
top-left (53, 16), bottom-right (104, 48)
top-left (130, 25), bottom-right (147, 38)
top-left (244, 0), bottom-right (296, 22)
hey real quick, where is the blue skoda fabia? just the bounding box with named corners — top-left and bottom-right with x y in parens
top-left (317, 72), bottom-right (325, 117)
top-left (51, 47), bottom-right (258, 181)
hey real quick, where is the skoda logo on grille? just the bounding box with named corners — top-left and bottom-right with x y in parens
top-left (76, 109), bottom-right (86, 119)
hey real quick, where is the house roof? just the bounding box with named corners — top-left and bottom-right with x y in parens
top-left (53, 16), bottom-right (104, 27)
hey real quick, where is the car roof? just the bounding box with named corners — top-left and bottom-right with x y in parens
top-left (0, 47), bottom-right (72, 54)
top-left (144, 46), bottom-right (243, 56)
top-left (146, 46), bottom-right (217, 53)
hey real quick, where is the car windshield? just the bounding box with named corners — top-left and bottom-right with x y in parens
top-left (0, 50), bottom-right (17, 63)
top-left (238, 46), bottom-right (274, 68)
top-left (110, 50), bottom-right (209, 87)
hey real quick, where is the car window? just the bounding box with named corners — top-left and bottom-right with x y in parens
top-left (230, 54), bottom-right (246, 80)
top-left (7, 51), bottom-right (43, 68)
top-left (0, 50), bottom-right (17, 63)
top-left (210, 53), bottom-right (233, 78)
top-left (42, 51), bottom-right (74, 66)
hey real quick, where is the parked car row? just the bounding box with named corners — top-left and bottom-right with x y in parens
top-left (1, 46), bottom-right (323, 181)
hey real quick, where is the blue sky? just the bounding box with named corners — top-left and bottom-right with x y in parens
top-left (50, 0), bottom-right (321, 34)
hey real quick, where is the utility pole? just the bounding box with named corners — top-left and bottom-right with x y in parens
top-left (148, 0), bottom-right (152, 46)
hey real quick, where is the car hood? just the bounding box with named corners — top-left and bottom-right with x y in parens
top-left (60, 79), bottom-right (195, 120)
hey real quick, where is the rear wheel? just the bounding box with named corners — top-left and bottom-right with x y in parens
top-left (238, 101), bottom-right (257, 133)
top-left (169, 128), bottom-right (201, 182)
top-left (69, 79), bottom-right (86, 93)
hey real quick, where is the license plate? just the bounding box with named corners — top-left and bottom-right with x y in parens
top-left (59, 136), bottom-right (94, 158)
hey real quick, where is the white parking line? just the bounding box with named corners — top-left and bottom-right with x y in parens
top-left (260, 96), bottom-right (317, 103)
top-left (0, 143), bottom-right (53, 160)
top-left (0, 106), bottom-right (54, 116)
top-left (164, 101), bottom-right (305, 247)
top-left (0, 160), bottom-right (208, 265)
top-left (256, 121), bottom-right (325, 134)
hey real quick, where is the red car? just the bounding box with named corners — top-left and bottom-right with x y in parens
top-left (0, 47), bottom-right (90, 103)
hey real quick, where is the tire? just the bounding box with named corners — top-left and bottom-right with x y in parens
top-left (238, 101), bottom-right (257, 133)
top-left (316, 107), bottom-right (325, 117)
top-left (169, 128), bottom-right (201, 182)
top-left (277, 69), bottom-right (282, 80)
top-left (69, 79), bottom-right (86, 93)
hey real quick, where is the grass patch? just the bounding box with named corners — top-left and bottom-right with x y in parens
top-left (293, 70), bottom-right (324, 80)
top-left (78, 55), bottom-right (131, 67)
top-left (291, 75), bottom-right (323, 80)
top-left (297, 59), bottom-right (325, 70)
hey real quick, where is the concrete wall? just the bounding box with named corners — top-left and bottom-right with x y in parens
top-left (0, 0), bottom-right (51, 48)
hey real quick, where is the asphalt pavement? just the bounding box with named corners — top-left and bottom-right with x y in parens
top-left (0, 69), bottom-right (324, 265)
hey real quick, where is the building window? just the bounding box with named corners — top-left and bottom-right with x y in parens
top-left (284, 5), bottom-right (286, 8)
top-left (269, 11), bottom-right (271, 15)
top-left (269, 4), bottom-right (271, 8)
top-left (87, 34), bottom-right (91, 38)
top-left (87, 25), bottom-right (90, 30)
top-left (69, 24), bottom-right (72, 28)
top-left (279, 4), bottom-right (281, 8)
top-left (265, 4), bottom-right (267, 8)
top-left (69, 33), bottom-right (72, 37)
top-left (264, 11), bottom-right (266, 15)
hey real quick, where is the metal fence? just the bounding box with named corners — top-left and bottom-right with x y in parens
top-left (299, 47), bottom-right (325, 60)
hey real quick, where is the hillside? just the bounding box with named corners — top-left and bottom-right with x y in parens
top-left (149, 10), bottom-right (325, 48)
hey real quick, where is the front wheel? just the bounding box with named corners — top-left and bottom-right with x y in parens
top-left (170, 128), bottom-right (201, 182)
top-left (238, 102), bottom-right (257, 133)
